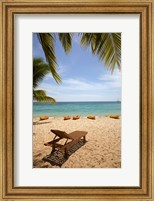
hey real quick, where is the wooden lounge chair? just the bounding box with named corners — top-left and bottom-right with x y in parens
top-left (44, 129), bottom-right (88, 158)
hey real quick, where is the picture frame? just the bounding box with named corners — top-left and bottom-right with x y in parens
top-left (0, 0), bottom-right (153, 200)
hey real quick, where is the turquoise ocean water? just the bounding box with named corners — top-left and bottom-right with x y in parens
top-left (33, 102), bottom-right (121, 117)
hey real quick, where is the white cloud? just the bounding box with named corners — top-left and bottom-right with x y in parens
top-left (63, 78), bottom-right (93, 89)
top-left (99, 69), bottom-right (121, 80)
top-left (36, 72), bottom-right (121, 102)
top-left (98, 69), bottom-right (121, 88)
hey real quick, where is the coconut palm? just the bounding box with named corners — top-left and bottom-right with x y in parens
top-left (80, 33), bottom-right (121, 72)
top-left (33, 58), bottom-right (56, 103)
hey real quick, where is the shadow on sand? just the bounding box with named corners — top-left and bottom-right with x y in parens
top-left (33, 121), bottom-right (51, 125)
top-left (43, 139), bottom-right (87, 167)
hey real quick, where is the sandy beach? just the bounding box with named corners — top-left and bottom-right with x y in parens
top-left (33, 116), bottom-right (121, 168)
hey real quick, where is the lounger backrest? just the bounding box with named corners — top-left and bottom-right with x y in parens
top-left (51, 129), bottom-right (71, 139)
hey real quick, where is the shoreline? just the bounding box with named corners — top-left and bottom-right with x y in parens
top-left (33, 115), bottom-right (121, 119)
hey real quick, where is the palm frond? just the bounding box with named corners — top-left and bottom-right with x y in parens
top-left (33, 58), bottom-right (50, 88)
top-left (33, 90), bottom-right (46, 97)
top-left (58, 33), bottom-right (73, 53)
top-left (33, 90), bottom-right (56, 103)
top-left (80, 33), bottom-right (121, 72)
top-left (37, 33), bottom-right (61, 84)
top-left (80, 33), bottom-right (93, 46)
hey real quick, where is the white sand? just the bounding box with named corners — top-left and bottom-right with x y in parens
top-left (33, 116), bottom-right (121, 168)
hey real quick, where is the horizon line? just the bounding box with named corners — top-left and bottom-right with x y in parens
top-left (33, 100), bottom-right (121, 103)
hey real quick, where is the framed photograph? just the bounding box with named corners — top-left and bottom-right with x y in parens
top-left (0, 0), bottom-right (153, 200)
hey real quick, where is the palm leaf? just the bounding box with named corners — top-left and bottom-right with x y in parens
top-left (33, 58), bottom-right (50, 88)
top-left (37, 33), bottom-right (61, 84)
top-left (58, 33), bottom-right (73, 53)
top-left (80, 33), bottom-right (121, 72)
top-left (33, 60), bottom-right (56, 103)
top-left (33, 90), bottom-right (56, 103)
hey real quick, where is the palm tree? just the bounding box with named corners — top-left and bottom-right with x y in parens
top-left (33, 58), bottom-right (56, 103)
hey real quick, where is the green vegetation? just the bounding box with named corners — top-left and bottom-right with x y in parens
top-left (34, 33), bottom-right (121, 102)
top-left (33, 58), bottom-right (56, 103)
top-left (80, 33), bottom-right (121, 72)
top-left (37, 33), bottom-right (72, 84)
top-left (37, 33), bottom-right (121, 81)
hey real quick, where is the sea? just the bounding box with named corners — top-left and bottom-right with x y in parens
top-left (33, 101), bottom-right (121, 117)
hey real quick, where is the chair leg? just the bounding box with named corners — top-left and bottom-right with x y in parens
top-left (64, 148), bottom-right (69, 159)
top-left (51, 143), bottom-right (56, 153)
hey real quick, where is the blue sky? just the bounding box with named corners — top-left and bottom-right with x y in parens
top-left (33, 33), bottom-right (121, 102)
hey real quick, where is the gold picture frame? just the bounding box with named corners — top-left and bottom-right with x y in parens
top-left (0, 0), bottom-right (153, 200)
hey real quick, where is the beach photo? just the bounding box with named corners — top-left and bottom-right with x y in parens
top-left (33, 33), bottom-right (121, 168)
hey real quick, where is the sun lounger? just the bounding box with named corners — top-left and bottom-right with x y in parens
top-left (44, 129), bottom-right (88, 158)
